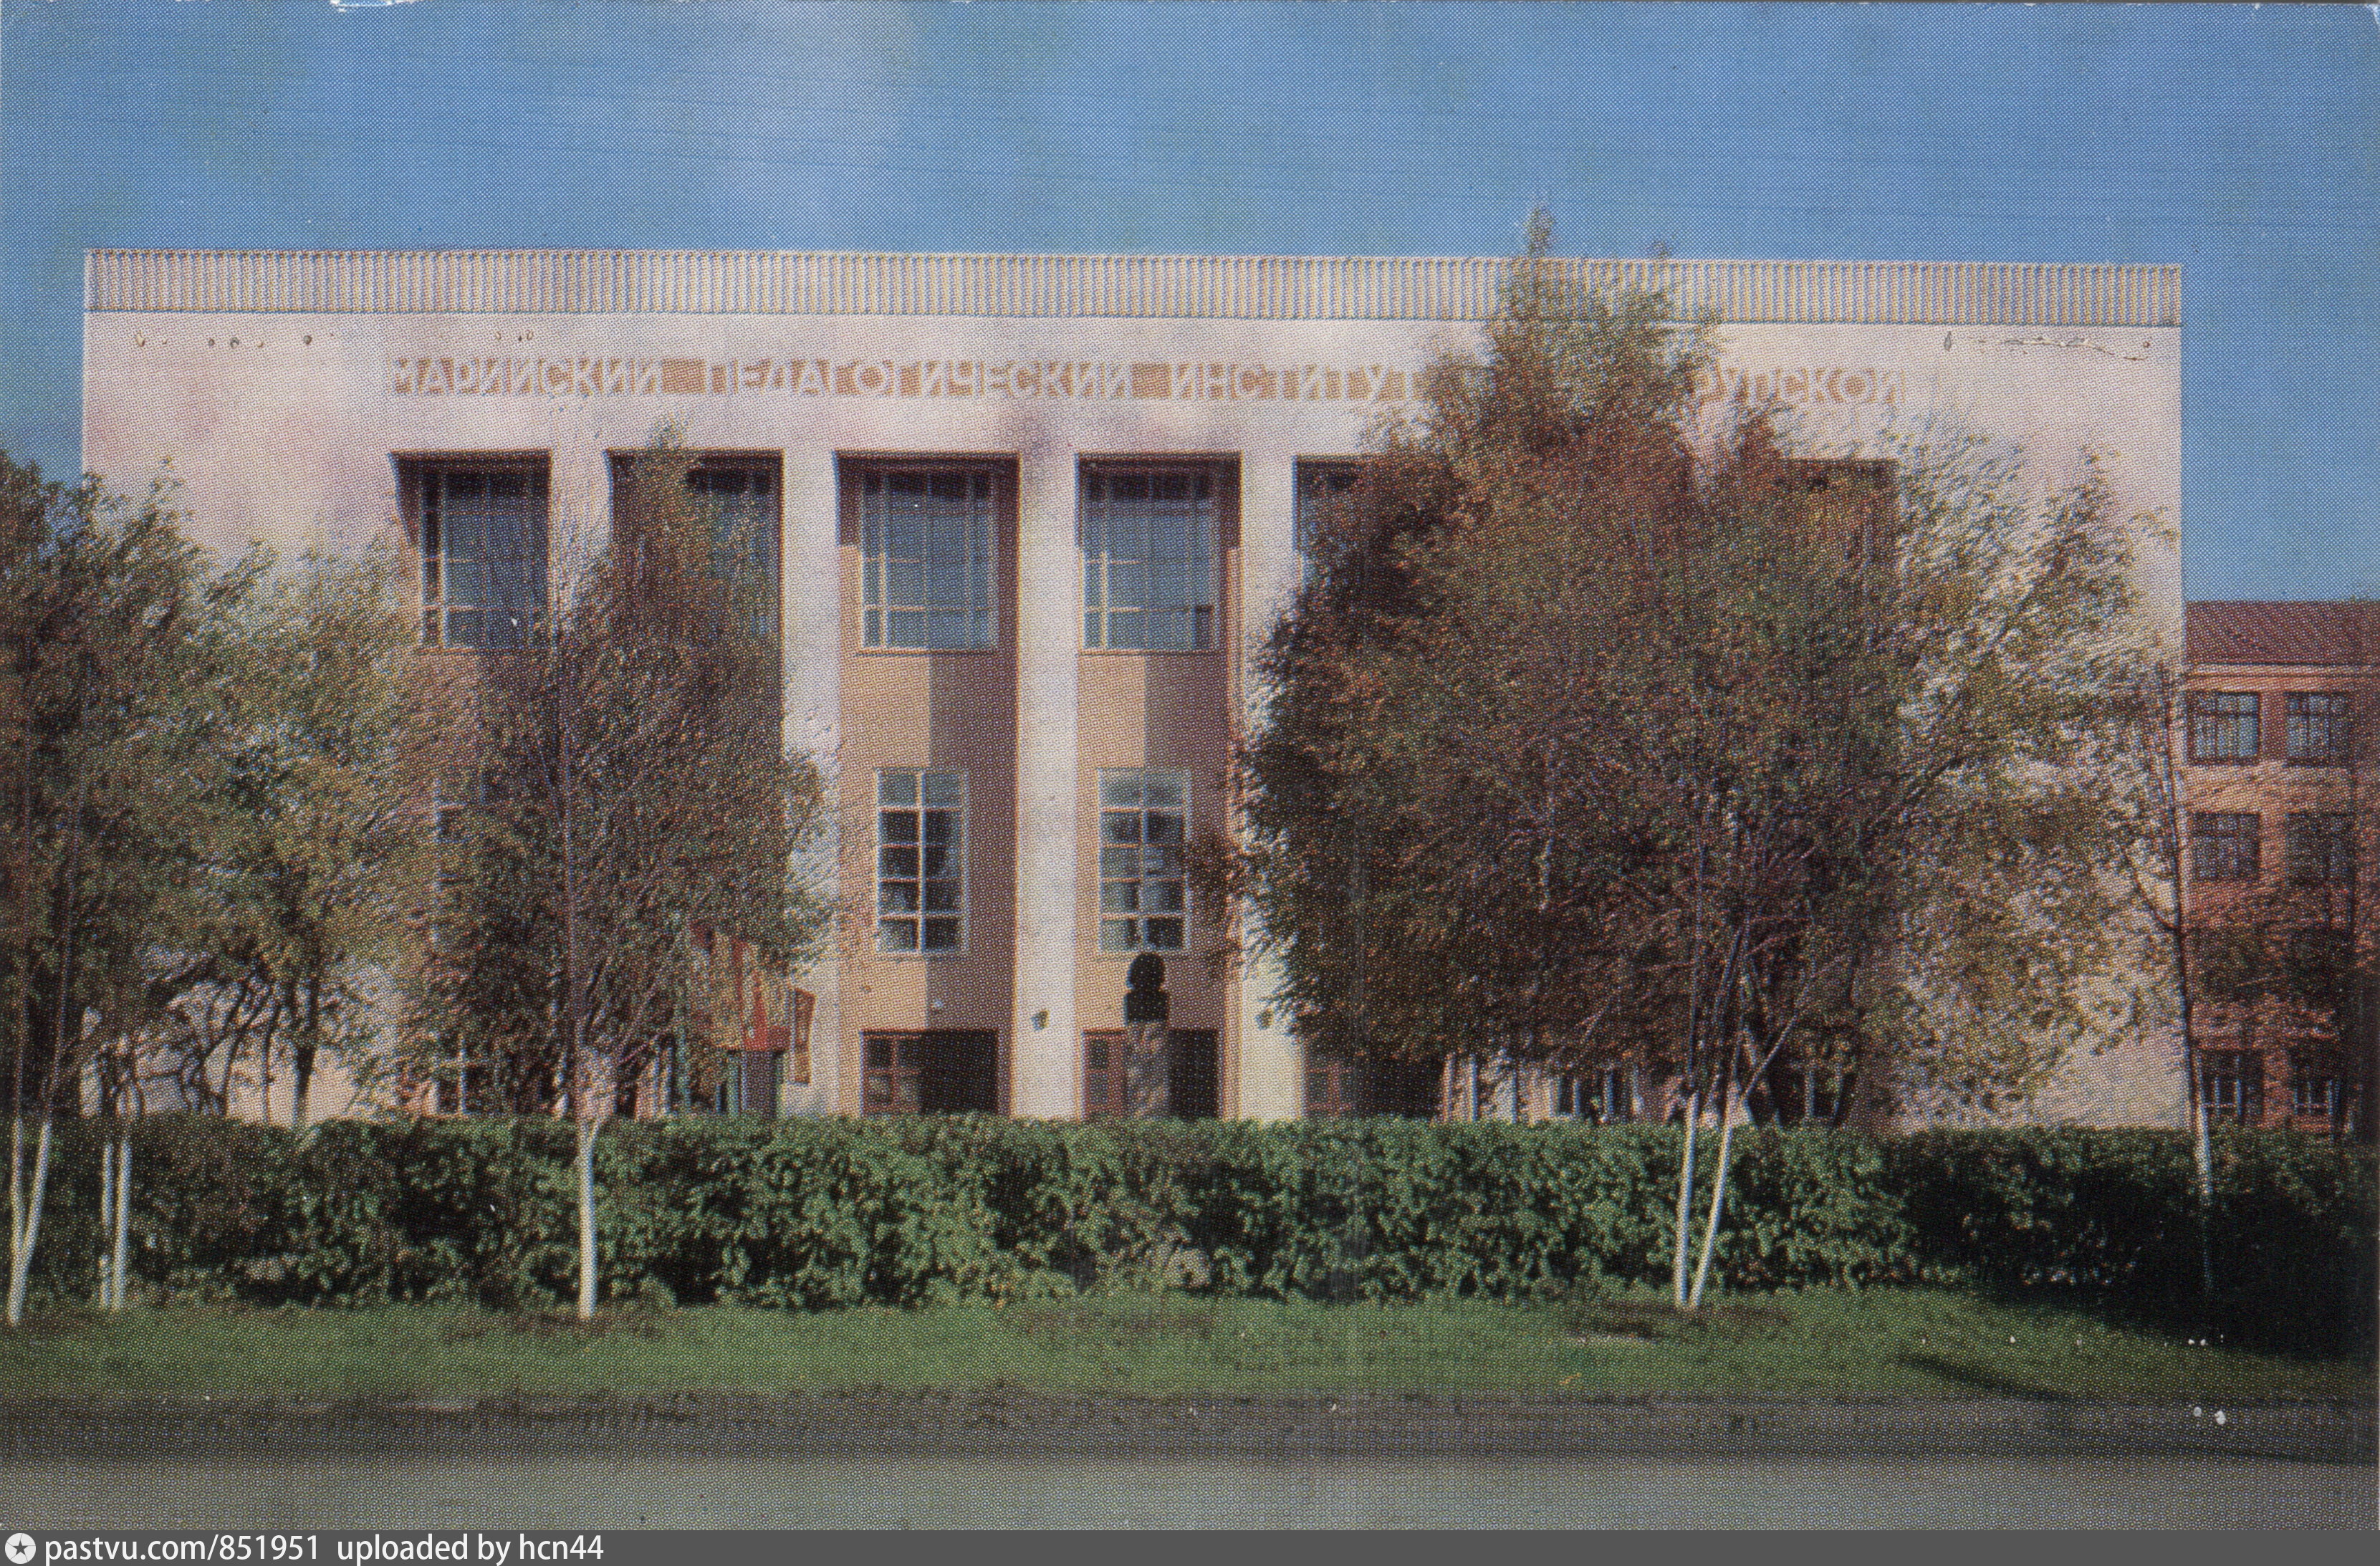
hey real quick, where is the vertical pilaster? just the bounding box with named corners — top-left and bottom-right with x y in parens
top-left (1009, 444), bottom-right (1080, 1117)
top-left (782, 451), bottom-right (843, 1115)
top-left (1232, 456), bottom-right (1306, 1120)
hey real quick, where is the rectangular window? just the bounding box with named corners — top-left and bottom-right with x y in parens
top-left (2285, 812), bottom-right (2356, 884)
top-left (2201, 1050), bottom-right (2263, 1123)
top-left (2291, 1054), bottom-right (2348, 1119)
top-left (2188, 691), bottom-right (2260, 763)
top-left (876, 769), bottom-right (965, 953)
top-left (411, 460), bottom-right (548, 648)
top-left (855, 466), bottom-right (997, 649)
top-left (2190, 812), bottom-right (2262, 883)
top-left (1098, 769), bottom-right (1189, 952)
top-left (1081, 466), bottom-right (1220, 650)
top-left (2286, 692), bottom-right (2352, 764)
top-left (862, 1031), bottom-right (999, 1115)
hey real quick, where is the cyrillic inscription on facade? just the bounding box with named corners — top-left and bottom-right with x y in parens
top-left (387, 355), bottom-right (1416, 403)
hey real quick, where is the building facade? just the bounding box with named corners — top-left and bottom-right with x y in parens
top-left (82, 249), bottom-right (2184, 1123)
top-left (2182, 601), bottom-right (2376, 1136)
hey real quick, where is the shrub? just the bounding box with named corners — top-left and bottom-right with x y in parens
top-left (11, 1116), bottom-right (2371, 1353)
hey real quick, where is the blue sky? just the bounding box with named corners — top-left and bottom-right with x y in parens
top-left (4, 0), bottom-right (2374, 599)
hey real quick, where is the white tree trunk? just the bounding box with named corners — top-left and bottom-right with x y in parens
top-left (108, 1135), bottom-right (131, 1312)
top-left (1687, 1089), bottom-right (1741, 1312)
top-left (1671, 1090), bottom-right (1699, 1307)
top-left (95, 1128), bottom-right (114, 1307)
top-left (5, 1115), bottom-right (54, 1325)
top-left (575, 1115), bottom-right (598, 1320)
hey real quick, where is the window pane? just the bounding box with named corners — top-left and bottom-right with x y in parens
top-left (858, 467), bottom-right (997, 649)
top-left (1081, 466), bottom-right (1219, 649)
top-left (878, 921), bottom-right (919, 953)
top-left (879, 772), bottom-right (918, 807)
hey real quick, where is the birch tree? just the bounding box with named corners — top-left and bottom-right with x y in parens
top-left (1, 454), bottom-right (229, 1324)
top-left (1232, 222), bottom-right (2149, 1310)
top-left (412, 436), bottom-right (827, 1318)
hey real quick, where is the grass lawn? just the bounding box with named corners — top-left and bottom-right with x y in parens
top-left (2, 1287), bottom-right (2370, 1403)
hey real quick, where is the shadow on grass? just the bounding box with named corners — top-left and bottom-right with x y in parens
top-left (1959, 1278), bottom-right (2376, 1365)
top-left (1896, 1352), bottom-right (2080, 1403)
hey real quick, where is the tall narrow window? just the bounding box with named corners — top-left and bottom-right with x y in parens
top-left (1098, 769), bottom-right (1188, 951)
top-left (2201, 1050), bottom-right (2263, 1123)
top-left (412, 460), bottom-right (548, 648)
top-left (856, 466), bottom-right (997, 649)
top-left (877, 769), bottom-right (965, 953)
top-left (2191, 812), bottom-right (2262, 883)
top-left (2187, 691), bottom-right (2260, 763)
top-left (1081, 466), bottom-right (1219, 650)
top-left (2286, 692), bottom-right (2351, 764)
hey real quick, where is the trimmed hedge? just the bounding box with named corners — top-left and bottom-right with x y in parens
top-left (13, 1117), bottom-right (2373, 1350)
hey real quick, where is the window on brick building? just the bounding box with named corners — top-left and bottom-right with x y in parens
top-left (2285, 692), bottom-right (2352, 765)
top-left (2291, 1052), bottom-right (2351, 1120)
top-left (1098, 769), bottom-right (1189, 952)
top-left (2200, 1049), bottom-right (2263, 1123)
top-left (2190, 812), bottom-right (2261, 882)
top-left (2284, 812), bottom-right (2356, 885)
top-left (876, 769), bottom-right (965, 953)
top-left (1080, 466), bottom-right (1221, 650)
top-left (408, 458), bottom-right (548, 648)
top-left (2187, 691), bottom-right (2259, 763)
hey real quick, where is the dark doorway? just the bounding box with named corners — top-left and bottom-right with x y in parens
top-left (863, 1030), bottom-right (999, 1115)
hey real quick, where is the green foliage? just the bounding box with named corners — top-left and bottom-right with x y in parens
top-left (409, 433), bottom-right (829, 1120)
top-left (14, 1118), bottom-right (2369, 1355)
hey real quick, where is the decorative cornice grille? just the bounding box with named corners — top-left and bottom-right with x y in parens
top-left (85, 249), bottom-right (2182, 327)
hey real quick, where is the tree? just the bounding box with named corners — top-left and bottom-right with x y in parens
top-left (173, 544), bottom-right (446, 1131)
top-left (411, 434), bottom-right (827, 1318)
top-left (2103, 660), bottom-right (2217, 1297)
top-left (1, 454), bottom-right (234, 1324)
top-left (1229, 221), bottom-right (2150, 1309)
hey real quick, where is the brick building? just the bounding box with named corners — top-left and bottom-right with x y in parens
top-left (2183, 601), bottom-right (2377, 1136)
